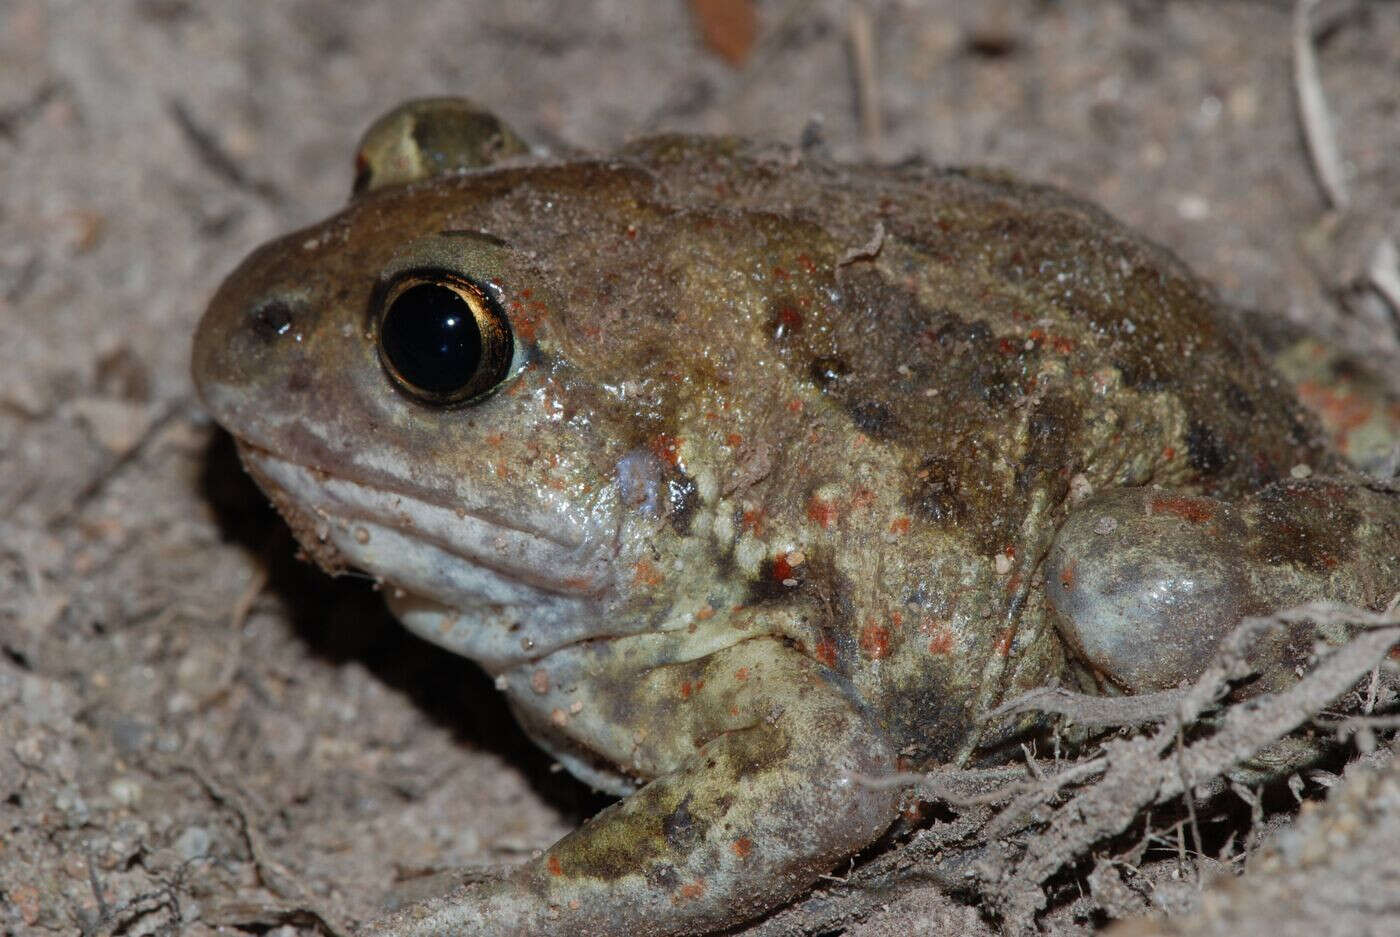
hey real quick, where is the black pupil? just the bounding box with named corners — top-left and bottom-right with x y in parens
top-left (381, 283), bottom-right (483, 396)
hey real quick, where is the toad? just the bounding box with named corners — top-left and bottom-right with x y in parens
top-left (192, 98), bottom-right (1400, 936)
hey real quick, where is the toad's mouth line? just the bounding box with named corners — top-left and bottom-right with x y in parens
top-left (235, 442), bottom-right (616, 601)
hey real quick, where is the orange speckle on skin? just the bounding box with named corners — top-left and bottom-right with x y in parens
top-left (695, 604), bottom-right (715, 621)
top-left (547, 854), bottom-right (563, 876)
top-left (889, 515), bottom-right (911, 535)
top-left (771, 265), bottom-right (790, 280)
top-left (1149, 495), bottom-right (1216, 524)
top-left (807, 497), bottom-right (838, 529)
top-left (1059, 560), bottom-right (1077, 590)
top-left (1052, 336), bottom-right (1075, 354)
top-left (796, 253), bottom-right (817, 273)
top-left (926, 627), bottom-right (954, 656)
top-left (725, 432), bottom-right (743, 447)
top-left (632, 559), bottom-right (664, 587)
top-left (859, 619), bottom-right (891, 659)
top-left (998, 337), bottom-right (1018, 356)
top-left (787, 398), bottom-right (803, 413)
top-left (649, 433), bottom-right (682, 467)
top-left (814, 636), bottom-right (838, 667)
top-left (678, 881), bottom-right (705, 901)
top-left (514, 313), bottom-right (539, 343)
top-left (484, 432), bottom-right (505, 447)
top-left (993, 629), bottom-right (1014, 656)
top-left (1163, 446), bottom-right (1176, 461)
top-left (890, 610), bottom-right (903, 627)
top-left (731, 837), bottom-right (753, 859)
top-left (771, 552), bottom-right (793, 582)
top-left (740, 507), bottom-right (766, 535)
top-left (1029, 328), bottom-right (1047, 343)
top-left (680, 680), bottom-right (694, 699)
top-left (735, 667), bottom-right (750, 682)
top-left (850, 487), bottom-right (875, 509)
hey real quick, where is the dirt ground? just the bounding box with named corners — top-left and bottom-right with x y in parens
top-left (2, 1), bottom-right (1399, 935)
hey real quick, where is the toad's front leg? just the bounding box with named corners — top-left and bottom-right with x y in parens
top-left (363, 638), bottom-right (901, 937)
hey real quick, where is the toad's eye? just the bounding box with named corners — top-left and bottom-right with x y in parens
top-left (376, 273), bottom-right (513, 405)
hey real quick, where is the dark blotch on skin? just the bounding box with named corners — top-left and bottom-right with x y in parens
top-left (910, 456), bottom-right (965, 525)
top-left (1016, 394), bottom-right (1079, 498)
top-left (969, 358), bottom-right (1018, 406)
top-left (747, 556), bottom-right (804, 604)
top-left (810, 355), bottom-right (849, 388)
top-left (1187, 421), bottom-right (1230, 475)
top-left (667, 471), bottom-right (699, 535)
top-left (1114, 358), bottom-right (1171, 392)
top-left (646, 863), bottom-right (681, 890)
top-left (1251, 480), bottom-right (1359, 573)
top-left (851, 401), bottom-right (899, 439)
top-left (1285, 408), bottom-right (1315, 450)
top-left (961, 320), bottom-right (992, 345)
top-left (662, 794), bottom-right (701, 850)
top-left (718, 722), bottom-right (791, 781)
top-left (880, 680), bottom-right (982, 770)
top-left (1224, 381), bottom-right (1255, 416)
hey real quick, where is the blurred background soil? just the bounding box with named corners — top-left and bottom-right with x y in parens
top-left (1, 2), bottom-right (1397, 935)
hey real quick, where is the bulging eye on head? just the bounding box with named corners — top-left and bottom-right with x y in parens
top-left (373, 270), bottom-right (519, 406)
top-left (351, 97), bottom-right (530, 196)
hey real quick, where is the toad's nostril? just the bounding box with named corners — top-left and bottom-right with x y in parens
top-left (249, 298), bottom-right (298, 341)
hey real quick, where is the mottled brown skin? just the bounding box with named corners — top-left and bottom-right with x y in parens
top-left (192, 100), bottom-right (1400, 936)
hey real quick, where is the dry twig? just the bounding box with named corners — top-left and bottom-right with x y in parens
top-left (978, 603), bottom-right (1400, 932)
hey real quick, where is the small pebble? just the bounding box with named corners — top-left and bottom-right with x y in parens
top-left (174, 825), bottom-right (211, 860)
